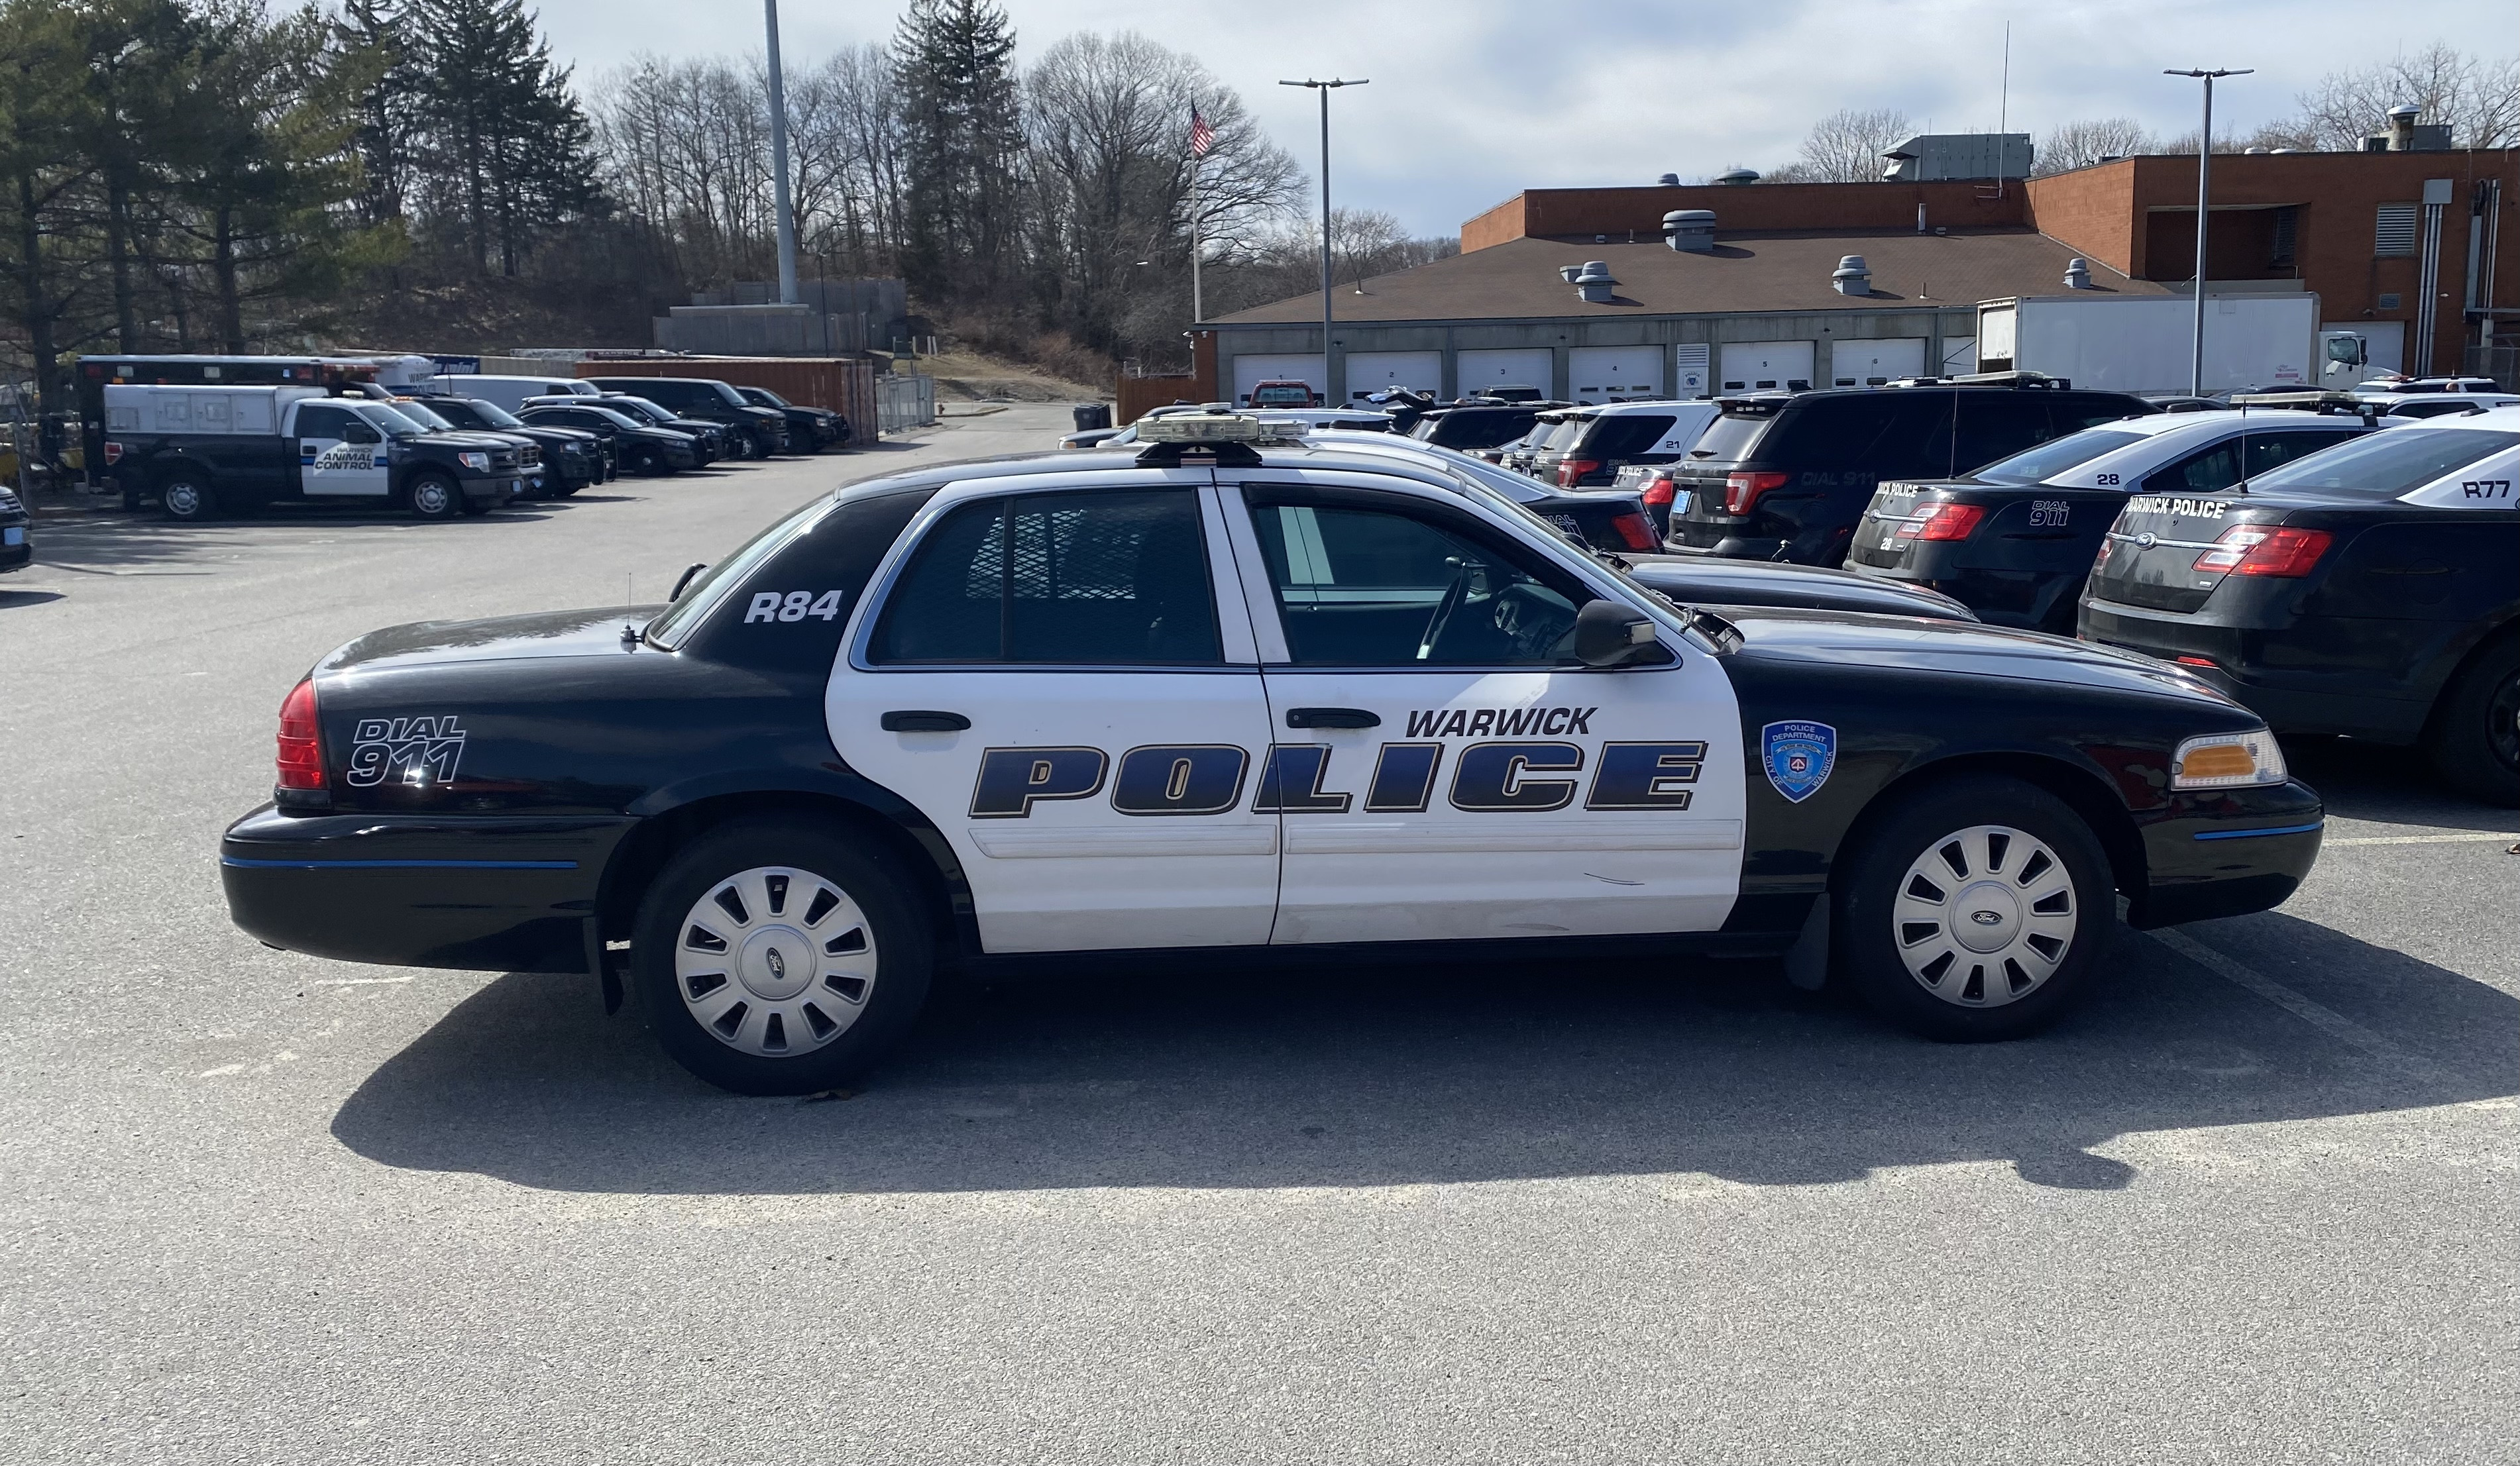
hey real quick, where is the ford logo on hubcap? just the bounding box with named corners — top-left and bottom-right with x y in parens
top-left (764, 948), bottom-right (787, 981)
top-left (1970, 910), bottom-right (2003, 926)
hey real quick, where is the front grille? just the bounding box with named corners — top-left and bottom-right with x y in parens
top-left (520, 446), bottom-right (541, 466)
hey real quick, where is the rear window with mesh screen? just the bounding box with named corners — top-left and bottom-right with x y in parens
top-left (869, 490), bottom-right (1221, 664)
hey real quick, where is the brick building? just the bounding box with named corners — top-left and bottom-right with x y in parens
top-left (1183, 145), bottom-right (2516, 413)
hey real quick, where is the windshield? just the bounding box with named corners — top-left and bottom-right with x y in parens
top-left (610, 397), bottom-right (674, 423)
top-left (1972, 427), bottom-right (2152, 485)
top-left (645, 494), bottom-right (840, 649)
top-left (744, 387), bottom-right (791, 407)
top-left (2245, 429), bottom-right (2520, 499)
top-left (564, 405), bottom-right (645, 431)
top-left (354, 403), bottom-right (423, 439)
top-left (386, 399), bottom-right (457, 431)
top-left (459, 398), bottom-right (527, 429)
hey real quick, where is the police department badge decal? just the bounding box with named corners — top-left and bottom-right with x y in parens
top-left (1761, 721), bottom-right (1836, 803)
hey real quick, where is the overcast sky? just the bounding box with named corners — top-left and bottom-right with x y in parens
top-left (534, 0), bottom-right (2513, 238)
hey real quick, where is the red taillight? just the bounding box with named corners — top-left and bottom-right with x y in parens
top-left (275, 678), bottom-right (325, 791)
top-left (1724, 471), bottom-right (1790, 515)
top-left (2192, 525), bottom-right (2334, 578)
top-left (1557, 457), bottom-right (1602, 488)
top-left (102, 441), bottom-right (123, 465)
top-left (1896, 503), bottom-right (1987, 542)
top-left (1639, 474), bottom-right (1676, 507)
top-left (1608, 510), bottom-right (1659, 550)
top-left (2175, 655), bottom-right (2219, 668)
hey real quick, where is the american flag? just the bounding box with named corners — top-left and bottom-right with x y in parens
top-left (1189, 108), bottom-right (1216, 158)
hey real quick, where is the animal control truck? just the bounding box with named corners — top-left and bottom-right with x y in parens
top-left (101, 384), bottom-right (530, 521)
top-left (1973, 293), bottom-right (2321, 395)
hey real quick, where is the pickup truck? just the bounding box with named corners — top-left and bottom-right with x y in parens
top-left (103, 385), bottom-right (529, 521)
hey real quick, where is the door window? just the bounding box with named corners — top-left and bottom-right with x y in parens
top-left (1949, 396), bottom-right (2051, 474)
top-left (2245, 431), bottom-right (2360, 477)
top-left (869, 490), bottom-right (1221, 665)
top-left (2146, 441), bottom-right (2245, 494)
top-left (1247, 496), bottom-right (1587, 666)
top-left (293, 404), bottom-right (357, 439)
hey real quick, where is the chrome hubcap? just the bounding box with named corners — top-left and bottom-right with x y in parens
top-left (1890, 824), bottom-right (2075, 1008)
top-left (166, 484), bottom-right (199, 513)
top-left (415, 482), bottom-right (450, 513)
top-left (674, 865), bottom-right (877, 1057)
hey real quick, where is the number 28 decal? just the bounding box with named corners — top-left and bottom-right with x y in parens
top-left (743, 589), bottom-right (846, 623)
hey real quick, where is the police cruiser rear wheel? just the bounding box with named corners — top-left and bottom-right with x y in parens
top-left (2423, 636), bottom-right (2520, 806)
top-left (159, 472), bottom-right (214, 522)
top-left (1836, 776), bottom-right (2109, 1041)
top-left (633, 818), bottom-right (933, 1094)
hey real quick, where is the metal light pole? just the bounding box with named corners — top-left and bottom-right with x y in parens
top-left (2165, 68), bottom-right (2252, 396)
top-left (1280, 78), bottom-right (1367, 407)
top-left (765, 0), bottom-right (799, 305)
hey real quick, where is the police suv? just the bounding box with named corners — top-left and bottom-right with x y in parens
top-left (105, 385), bottom-right (529, 521)
top-left (221, 414), bottom-right (2324, 1094)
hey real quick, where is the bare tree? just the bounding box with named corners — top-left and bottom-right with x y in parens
top-left (2287, 43), bottom-right (2520, 148)
top-left (2032, 117), bottom-right (2152, 175)
top-left (1790, 107), bottom-right (1912, 183)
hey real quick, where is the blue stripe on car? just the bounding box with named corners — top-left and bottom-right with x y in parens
top-left (2192, 821), bottom-right (2324, 842)
top-left (221, 857), bottom-right (580, 870)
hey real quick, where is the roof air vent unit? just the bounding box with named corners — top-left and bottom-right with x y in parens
top-left (1574, 261), bottom-right (1618, 303)
top-left (1657, 172), bottom-right (1682, 187)
top-left (1713, 167), bottom-right (1760, 185)
top-left (2063, 257), bottom-right (2094, 290)
top-left (1830, 254), bottom-right (1871, 296)
top-left (1559, 264), bottom-right (1584, 283)
top-left (1662, 209), bottom-right (1717, 253)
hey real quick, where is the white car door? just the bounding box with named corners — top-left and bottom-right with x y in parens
top-left (1217, 468), bottom-right (1747, 945)
top-left (292, 402), bottom-right (392, 498)
top-left (830, 470), bottom-right (1281, 954)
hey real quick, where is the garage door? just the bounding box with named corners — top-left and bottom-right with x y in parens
top-left (1568, 346), bottom-right (1664, 404)
top-left (1457, 348), bottom-right (1553, 397)
top-left (1231, 354), bottom-right (1326, 407)
top-left (1343, 350), bottom-right (1442, 401)
top-left (1719, 341), bottom-right (1816, 393)
top-left (1830, 338), bottom-right (1924, 388)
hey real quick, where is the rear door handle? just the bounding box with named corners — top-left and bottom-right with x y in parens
top-left (1286, 707), bottom-right (1380, 729)
top-left (881, 710), bottom-right (970, 732)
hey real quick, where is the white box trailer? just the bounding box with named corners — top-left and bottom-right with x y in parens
top-left (1974, 293), bottom-right (2320, 395)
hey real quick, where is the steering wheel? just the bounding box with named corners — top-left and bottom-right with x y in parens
top-left (1417, 560), bottom-right (1470, 660)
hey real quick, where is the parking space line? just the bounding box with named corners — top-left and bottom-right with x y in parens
top-left (2148, 928), bottom-right (2454, 1084)
top-left (2323, 832), bottom-right (2519, 847)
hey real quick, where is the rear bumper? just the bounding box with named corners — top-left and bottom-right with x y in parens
top-left (0, 519), bottom-right (28, 571)
top-left (2079, 598), bottom-right (2433, 743)
top-left (2129, 779), bottom-right (2324, 929)
top-left (221, 804), bottom-right (637, 972)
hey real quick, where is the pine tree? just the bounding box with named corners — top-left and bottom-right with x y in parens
top-left (891, 0), bottom-right (1025, 306)
top-left (327, 0), bottom-right (416, 227)
top-left (412, 0), bottom-right (603, 276)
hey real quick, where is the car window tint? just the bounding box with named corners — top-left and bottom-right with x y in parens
top-left (1247, 498), bottom-right (1584, 666)
top-left (1688, 411), bottom-right (1775, 464)
top-left (1949, 395), bottom-right (2052, 474)
top-left (2248, 429), bottom-right (2520, 498)
top-left (1973, 428), bottom-right (2150, 485)
top-left (1582, 415), bottom-right (1678, 460)
top-left (2244, 430), bottom-right (2359, 477)
top-left (2150, 441), bottom-right (2246, 493)
top-left (293, 405), bottom-right (355, 438)
top-left (2052, 397), bottom-right (2148, 432)
top-left (1771, 396), bottom-right (1910, 471)
top-left (870, 490), bottom-right (1221, 664)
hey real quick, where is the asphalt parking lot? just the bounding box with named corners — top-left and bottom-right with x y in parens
top-left (2, 401), bottom-right (2514, 1463)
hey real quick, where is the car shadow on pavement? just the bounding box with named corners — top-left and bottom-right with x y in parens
top-left (0, 588), bottom-right (66, 607)
top-left (331, 910), bottom-right (2514, 1197)
top-left (25, 509), bottom-right (565, 570)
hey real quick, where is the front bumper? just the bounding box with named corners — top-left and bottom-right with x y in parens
top-left (2129, 778), bottom-right (2324, 929)
top-left (221, 804), bottom-right (637, 972)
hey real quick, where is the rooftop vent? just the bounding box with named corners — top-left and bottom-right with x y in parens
top-left (1657, 172), bottom-right (1682, 187)
top-left (2368, 103), bottom-right (2449, 152)
top-left (1559, 264), bottom-right (1584, 283)
top-left (1713, 167), bottom-right (1760, 185)
top-left (2063, 257), bottom-right (2094, 290)
top-left (1663, 209), bottom-right (1716, 253)
top-left (1575, 260), bottom-right (1617, 303)
top-left (1831, 254), bottom-right (1871, 296)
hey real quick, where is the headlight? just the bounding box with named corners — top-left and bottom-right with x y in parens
top-left (457, 451), bottom-right (490, 472)
top-left (2171, 729), bottom-right (2288, 789)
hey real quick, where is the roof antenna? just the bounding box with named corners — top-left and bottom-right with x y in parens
top-left (621, 572), bottom-right (639, 647)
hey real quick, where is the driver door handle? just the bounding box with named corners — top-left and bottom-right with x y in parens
top-left (881, 710), bottom-right (971, 732)
top-left (1287, 707), bottom-right (1380, 729)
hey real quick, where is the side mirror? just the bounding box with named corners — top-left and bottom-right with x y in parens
top-left (1574, 598), bottom-right (1667, 668)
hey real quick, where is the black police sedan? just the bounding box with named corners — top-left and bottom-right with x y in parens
top-left (222, 421), bottom-right (2321, 1095)
top-left (2079, 417), bottom-right (2520, 804)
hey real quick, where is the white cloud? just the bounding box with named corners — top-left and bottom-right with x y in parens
top-left (532, 0), bottom-right (2513, 236)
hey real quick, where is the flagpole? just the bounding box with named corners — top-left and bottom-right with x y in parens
top-left (1189, 119), bottom-right (1203, 326)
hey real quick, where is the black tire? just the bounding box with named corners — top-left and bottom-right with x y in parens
top-left (2423, 633), bottom-right (2520, 806)
top-left (722, 432), bottom-right (751, 462)
top-left (631, 445), bottom-right (664, 476)
top-left (406, 472), bottom-right (462, 521)
top-left (158, 471), bottom-right (215, 522)
top-left (1834, 774), bottom-right (2112, 1041)
top-left (553, 479), bottom-right (584, 497)
top-left (631, 817), bottom-right (934, 1095)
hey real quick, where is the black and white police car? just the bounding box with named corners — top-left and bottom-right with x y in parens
top-left (1843, 403), bottom-right (2383, 632)
top-left (2080, 415), bottom-right (2520, 805)
top-left (222, 414), bottom-right (2325, 1094)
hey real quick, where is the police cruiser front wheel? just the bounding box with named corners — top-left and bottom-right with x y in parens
top-left (632, 817), bottom-right (934, 1094)
top-left (1835, 775), bottom-right (2110, 1042)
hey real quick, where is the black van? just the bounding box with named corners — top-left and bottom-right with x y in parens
top-left (582, 377), bottom-right (793, 458)
top-left (1665, 379), bottom-right (2152, 564)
